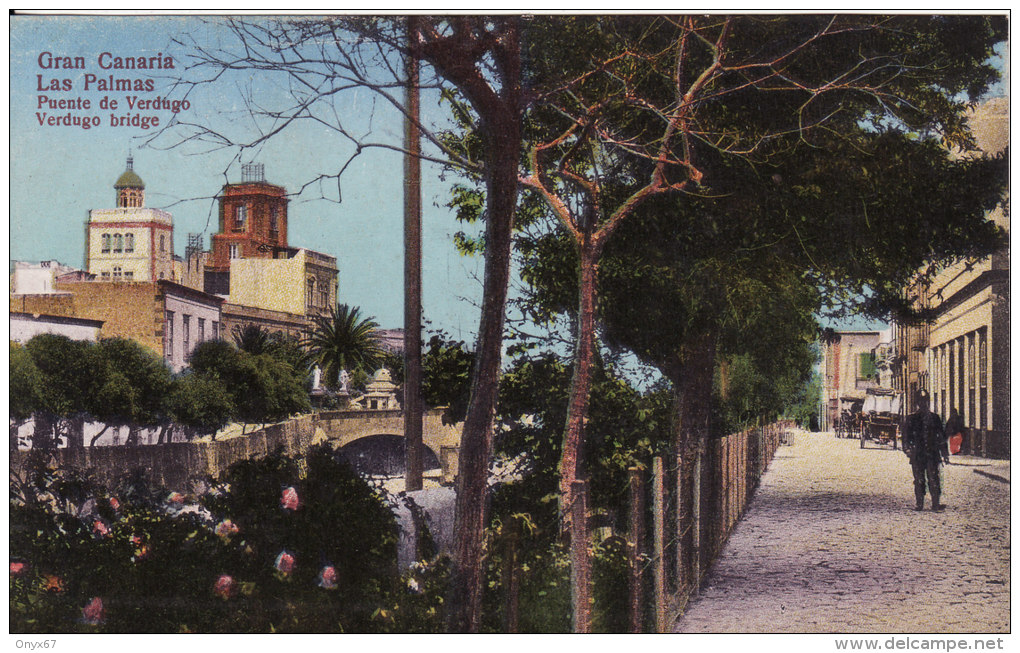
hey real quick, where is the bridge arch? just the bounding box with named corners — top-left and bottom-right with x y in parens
top-left (313, 408), bottom-right (462, 481)
top-left (336, 434), bottom-right (440, 476)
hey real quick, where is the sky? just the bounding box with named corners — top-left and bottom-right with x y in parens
top-left (9, 15), bottom-right (1008, 343)
top-left (10, 15), bottom-right (484, 337)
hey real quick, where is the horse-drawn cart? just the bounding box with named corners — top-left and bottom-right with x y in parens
top-left (860, 391), bottom-right (900, 449)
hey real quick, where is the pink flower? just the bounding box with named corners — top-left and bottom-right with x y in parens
top-left (81, 597), bottom-right (105, 625)
top-left (274, 551), bottom-right (295, 575)
top-left (130, 534), bottom-right (143, 547)
top-left (280, 486), bottom-right (300, 511)
top-left (213, 574), bottom-right (235, 599)
top-left (317, 565), bottom-right (337, 590)
top-left (167, 492), bottom-right (185, 505)
top-left (108, 497), bottom-right (120, 511)
top-left (9, 561), bottom-right (26, 576)
top-left (93, 520), bottom-right (110, 537)
top-left (215, 519), bottom-right (239, 539)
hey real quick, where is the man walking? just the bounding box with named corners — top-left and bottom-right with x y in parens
top-left (903, 390), bottom-right (949, 511)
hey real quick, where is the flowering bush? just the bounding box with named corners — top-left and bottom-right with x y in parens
top-left (10, 446), bottom-right (404, 633)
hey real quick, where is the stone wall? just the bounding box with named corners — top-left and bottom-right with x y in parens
top-left (11, 412), bottom-right (458, 490)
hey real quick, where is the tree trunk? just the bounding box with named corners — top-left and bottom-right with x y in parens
top-left (67, 415), bottom-right (85, 449)
top-left (403, 17), bottom-right (424, 492)
top-left (670, 331), bottom-right (717, 595)
top-left (672, 331), bottom-right (718, 465)
top-left (89, 424), bottom-right (112, 447)
top-left (34, 413), bottom-right (57, 450)
top-left (559, 241), bottom-right (599, 525)
top-left (447, 99), bottom-right (522, 633)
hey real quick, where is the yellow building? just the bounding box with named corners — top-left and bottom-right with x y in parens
top-left (895, 97), bottom-right (1009, 457)
top-left (228, 248), bottom-right (337, 317)
top-left (86, 156), bottom-right (174, 283)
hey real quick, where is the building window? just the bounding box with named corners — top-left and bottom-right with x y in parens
top-left (100, 271), bottom-right (110, 280)
top-left (101, 234), bottom-right (111, 253)
top-left (123, 271), bottom-right (134, 280)
top-left (270, 206), bottom-right (279, 233)
top-left (229, 244), bottom-right (240, 259)
top-left (307, 278), bottom-right (316, 307)
top-left (183, 314), bottom-right (191, 352)
top-left (319, 288), bottom-right (328, 307)
top-left (857, 352), bottom-right (876, 380)
top-left (124, 233), bottom-right (134, 253)
top-left (198, 318), bottom-right (206, 342)
top-left (234, 205), bottom-right (248, 232)
top-left (113, 266), bottom-right (122, 280)
top-left (211, 321), bottom-right (218, 339)
top-left (979, 329), bottom-right (988, 429)
top-left (165, 311), bottom-right (174, 359)
top-left (160, 235), bottom-right (166, 252)
top-left (113, 233), bottom-right (123, 253)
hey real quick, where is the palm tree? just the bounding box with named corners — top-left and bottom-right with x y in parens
top-left (303, 304), bottom-right (384, 389)
top-left (232, 324), bottom-right (274, 355)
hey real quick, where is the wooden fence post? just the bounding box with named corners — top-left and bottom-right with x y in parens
top-left (691, 451), bottom-right (702, 594)
top-left (571, 480), bottom-right (591, 634)
top-left (652, 456), bottom-right (666, 633)
top-left (674, 451), bottom-right (684, 595)
top-left (504, 527), bottom-right (520, 633)
top-left (628, 467), bottom-right (645, 633)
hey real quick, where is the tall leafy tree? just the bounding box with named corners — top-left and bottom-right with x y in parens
top-left (164, 18), bottom-right (524, 628)
top-left (10, 342), bottom-right (44, 449)
top-left (95, 338), bottom-right (175, 445)
top-left (23, 334), bottom-right (107, 449)
top-left (498, 15), bottom-right (1007, 626)
top-left (189, 339), bottom-right (310, 432)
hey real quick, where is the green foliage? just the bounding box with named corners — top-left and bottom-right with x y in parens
top-left (96, 338), bottom-right (174, 428)
top-left (165, 372), bottom-right (235, 436)
top-left (303, 304), bottom-right (384, 390)
top-left (380, 332), bottom-right (475, 424)
top-left (188, 339), bottom-right (310, 427)
top-left (10, 342), bottom-right (44, 423)
top-left (784, 369), bottom-right (822, 430)
top-left (10, 447), bottom-right (413, 633)
top-left (24, 334), bottom-right (104, 424)
top-left (232, 325), bottom-right (312, 375)
top-left (496, 353), bottom-right (671, 514)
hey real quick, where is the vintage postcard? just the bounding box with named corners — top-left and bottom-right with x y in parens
top-left (8, 13), bottom-right (1010, 646)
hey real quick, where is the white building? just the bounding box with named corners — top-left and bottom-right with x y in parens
top-left (10, 311), bottom-right (103, 344)
top-left (10, 260), bottom-right (89, 294)
top-left (86, 155), bottom-right (175, 282)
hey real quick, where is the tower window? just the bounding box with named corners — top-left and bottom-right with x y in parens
top-left (124, 233), bottom-right (134, 253)
top-left (229, 244), bottom-right (240, 259)
top-left (113, 266), bottom-right (122, 280)
top-left (234, 205), bottom-right (248, 232)
top-left (160, 235), bottom-right (166, 252)
top-left (307, 277), bottom-right (316, 307)
top-left (270, 206), bottom-right (279, 233)
top-left (101, 234), bottom-right (111, 253)
top-left (113, 233), bottom-right (123, 253)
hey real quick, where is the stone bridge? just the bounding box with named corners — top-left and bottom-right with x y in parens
top-left (10, 409), bottom-right (462, 490)
top-left (313, 408), bottom-right (461, 481)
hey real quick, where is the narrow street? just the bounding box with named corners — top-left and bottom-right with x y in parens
top-left (674, 431), bottom-right (1010, 633)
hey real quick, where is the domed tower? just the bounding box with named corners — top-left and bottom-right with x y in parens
top-left (87, 155), bottom-right (174, 282)
top-left (114, 154), bottom-right (145, 208)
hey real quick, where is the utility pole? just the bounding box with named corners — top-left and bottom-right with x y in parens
top-left (403, 14), bottom-right (424, 492)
